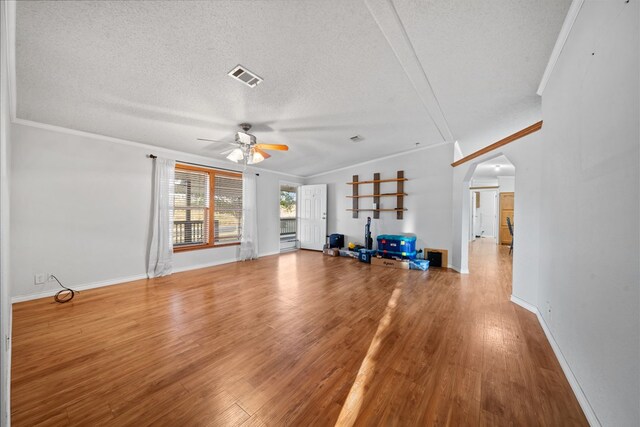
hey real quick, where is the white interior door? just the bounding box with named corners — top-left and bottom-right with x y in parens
top-left (298, 184), bottom-right (327, 250)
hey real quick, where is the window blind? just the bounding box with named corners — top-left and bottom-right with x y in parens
top-left (174, 169), bottom-right (210, 247)
top-left (214, 174), bottom-right (243, 244)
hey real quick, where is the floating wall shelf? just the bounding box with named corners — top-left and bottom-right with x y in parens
top-left (347, 208), bottom-right (408, 212)
top-left (348, 171), bottom-right (407, 219)
top-left (346, 178), bottom-right (408, 185)
top-left (346, 193), bottom-right (407, 199)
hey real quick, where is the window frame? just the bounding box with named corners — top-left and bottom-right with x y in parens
top-left (173, 163), bottom-right (242, 253)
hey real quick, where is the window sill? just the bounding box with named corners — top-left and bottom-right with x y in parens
top-left (173, 242), bottom-right (240, 253)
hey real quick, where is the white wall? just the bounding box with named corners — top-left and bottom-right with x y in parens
top-left (451, 1), bottom-right (639, 424)
top-left (497, 176), bottom-right (515, 192)
top-left (535, 1), bottom-right (639, 425)
top-left (0, 1), bottom-right (12, 424)
top-left (306, 143), bottom-right (453, 264)
top-left (9, 123), bottom-right (302, 300)
top-left (470, 178), bottom-right (498, 187)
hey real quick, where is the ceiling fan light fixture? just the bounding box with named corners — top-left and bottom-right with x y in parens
top-left (247, 148), bottom-right (265, 165)
top-left (227, 148), bottom-right (244, 163)
top-left (236, 131), bottom-right (255, 145)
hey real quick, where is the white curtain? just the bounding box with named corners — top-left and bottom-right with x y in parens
top-left (147, 157), bottom-right (175, 278)
top-left (239, 173), bottom-right (259, 261)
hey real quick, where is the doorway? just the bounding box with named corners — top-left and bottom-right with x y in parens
top-left (499, 192), bottom-right (514, 245)
top-left (298, 184), bottom-right (327, 251)
top-left (461, 154), bottom-right (515, 272)
top-left (280, 183), bottom-right (299, 252)
top-left (471, 190), bottom-right (498, 240)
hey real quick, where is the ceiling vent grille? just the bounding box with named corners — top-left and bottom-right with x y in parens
top-left (228, 65), bottom-right (263, 88)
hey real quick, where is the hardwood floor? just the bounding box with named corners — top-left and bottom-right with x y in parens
top-left (11, 239), bottom-right (587, 426)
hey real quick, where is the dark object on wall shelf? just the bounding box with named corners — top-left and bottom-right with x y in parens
top-left (348, 170), bottom-right (407, 219)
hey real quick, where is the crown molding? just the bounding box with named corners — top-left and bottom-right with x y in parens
top-left (12, 118), bottom-right (305, 179)
top-left (12, 118), bottom-right (447, 181)
top-left (537, 0), bottom-right (585, 96)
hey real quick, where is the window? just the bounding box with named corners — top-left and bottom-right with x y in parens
top-left (173, 164), bottom-right (242, 251)
top-left (214, 174), bottom-right (243, 244)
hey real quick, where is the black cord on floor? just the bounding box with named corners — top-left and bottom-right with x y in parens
top-left (51, 275), bottom-right (78, 303)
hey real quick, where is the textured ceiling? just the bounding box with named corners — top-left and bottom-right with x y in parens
top-left (15, 0), bottom-right (570, 176)
top-left (393, 0), bottom-right (571, 154)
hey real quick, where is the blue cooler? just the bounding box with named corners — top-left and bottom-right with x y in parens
top-left (377, 234), bottom-right (417, 253)
top-left (377, 249), bottom-right (418, 260)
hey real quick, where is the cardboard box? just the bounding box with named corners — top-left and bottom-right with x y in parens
top-left (323, 248), bottom-right (340, 257)
top-left (371, 256), bottom-right (410, 269)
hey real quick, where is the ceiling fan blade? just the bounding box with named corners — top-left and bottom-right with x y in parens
top-left (219, 148), bottom-right (236, 156)
top-left (255, 143), bottom-right (289, 151)
top-left (254, 147), bottom-right (271, 159)
top-left (197, 138), bottom-right (224, 143)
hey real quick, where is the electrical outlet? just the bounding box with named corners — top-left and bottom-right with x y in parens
top-left (34, 273), bottom-right (48, 285)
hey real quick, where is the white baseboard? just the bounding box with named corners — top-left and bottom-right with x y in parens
top-left (510, 295), bottom-right (600, 427)
top-left (258, 250), bottom-right (281, 258)
top-left (12, 253), bottom-right (285, 303)
top-left (11, 273), bottom-right (149, 303)
top-left (509, 295), bottom-right (538, 313)
top-left (172, 258), bottom-right (237, 273)
top-left (448, 264), bottom-right (469, 274)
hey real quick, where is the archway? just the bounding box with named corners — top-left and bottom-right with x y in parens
top-left (457, 152), bottom-right (516, 274)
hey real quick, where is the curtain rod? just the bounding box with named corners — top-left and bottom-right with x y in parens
top-left (147, 154), bottom-right (258, 176)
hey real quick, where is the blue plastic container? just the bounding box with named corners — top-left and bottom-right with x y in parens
top-left (409, 259), bottom-right (430, 271)
top-left (377, 249), bottom-right (418, 260)
top-left (377, 234), bottom-right (417, 253)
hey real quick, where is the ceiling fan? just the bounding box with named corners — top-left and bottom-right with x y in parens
top-left (197, 123), bottom-right (288, 165)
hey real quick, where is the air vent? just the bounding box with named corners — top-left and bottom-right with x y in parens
top-left (228, 65), bottom-right (263, 88)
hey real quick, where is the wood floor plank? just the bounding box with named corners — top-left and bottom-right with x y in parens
top-left (11, 239), bottom-right (588, 426)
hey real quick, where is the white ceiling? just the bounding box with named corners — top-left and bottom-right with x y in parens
top-left (15, 0), bottom-right (570, 176)
top-left (472, 155), bottom-right (515, 179)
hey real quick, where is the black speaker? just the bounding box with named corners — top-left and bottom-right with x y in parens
top-left (426, 251), bottom-right (442, 267)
